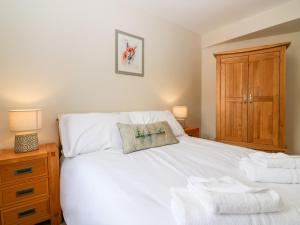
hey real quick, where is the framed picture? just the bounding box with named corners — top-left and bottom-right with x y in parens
top-left (115, 30), bottom-right (144, 76)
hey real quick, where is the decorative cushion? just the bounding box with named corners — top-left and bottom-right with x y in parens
top-left (117, 121), bottom-right (179, 154)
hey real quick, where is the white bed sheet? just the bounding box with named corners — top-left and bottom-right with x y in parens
top-left (60, 137), bottom-right (300, 225)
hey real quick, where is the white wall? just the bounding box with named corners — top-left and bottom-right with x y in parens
top-left (0, 0), bottom-right (201, 149)
top-left (201, 31), bottom-right (300, 154)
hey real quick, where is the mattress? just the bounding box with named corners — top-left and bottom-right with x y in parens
top-left (60, 136), bottom-right (300, 225)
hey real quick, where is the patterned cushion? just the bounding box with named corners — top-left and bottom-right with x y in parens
top-left (117, 121), bottom-right (179, 154)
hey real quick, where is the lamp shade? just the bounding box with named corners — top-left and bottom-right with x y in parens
top-left (8, 109), bottom-right (42, 132)
top-left (172, 106), bottom-right (188, 119)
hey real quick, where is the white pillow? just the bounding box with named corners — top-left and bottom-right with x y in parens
top-left (127, 111), bottom-right (185, 137)
top-left (59, 113), bottom-right (131, 157)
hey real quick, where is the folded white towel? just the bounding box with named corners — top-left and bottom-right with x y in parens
top-left (187, 177), bottom-right (282, 214)
top-left (240, 158), bottom-right (300, 184)
top-left (170, 188), bottom-right (300, 225)
top-left (250, 152), bottom-right (300, 169)
top-left (188, 176), bottom-right (267, 193)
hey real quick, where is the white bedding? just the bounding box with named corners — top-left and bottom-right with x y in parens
top-left (60, 137), bottom-right (300, 225)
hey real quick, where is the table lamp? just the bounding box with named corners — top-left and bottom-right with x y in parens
top-left (172, 106), bottom-right (188, 128)
top-left (8, 109), bottom-right (42, 153)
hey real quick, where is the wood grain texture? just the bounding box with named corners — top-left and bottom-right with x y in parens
top-left (46, 145), bottom-right (62, 225)
top-left (216, 56), bottom-right (221, 140)
top-left (280, 46), bottom-right (287, 148)
top-left (215, 42), bottom-right (289, 152)
top-left (219, 140), bottom-right (287, 152)
top-left (0, 159), bottom-right (47, 186)
top-left (0, 144), bottom-right (61, 225)
top-left (214, 42), bottom-right (290, 57)
top-left (184, 127), bottom-right (200, 138)
top-left (1, 198), bottom-right (49, 225)
top-left (220, 56), bottom-right (248, 142)
top-left (249, 51), bottom-right (280, 146)
top-left (0, 177), bottom-right (48, 207)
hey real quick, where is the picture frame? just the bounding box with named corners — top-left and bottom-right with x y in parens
top-left (115, 29), bottom-right (144, 77)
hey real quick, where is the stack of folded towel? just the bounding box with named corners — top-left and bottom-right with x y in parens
top-left (239, 152), bottom-right (300, 184)
top-left (171, 176), bottom-right (284, 225)
top-left (187, 176), bottom-right (282, 214)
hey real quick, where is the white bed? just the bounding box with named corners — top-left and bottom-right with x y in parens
top-left (60, 136), bottom-right (300, 225)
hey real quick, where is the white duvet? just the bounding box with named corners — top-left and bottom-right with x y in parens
top-left (60, 137), bottom-right (300, 225)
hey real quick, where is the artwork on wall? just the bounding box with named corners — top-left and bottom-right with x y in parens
top-left (115, 30), bottom-right (144, 76)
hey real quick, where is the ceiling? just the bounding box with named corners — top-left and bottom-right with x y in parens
top-left (229, 18), bottom-right (300, 43)
top-left (122, 0), bottom-right (290, 34)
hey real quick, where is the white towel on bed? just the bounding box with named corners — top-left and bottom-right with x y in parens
top-left (187, 177), bottom-right (282, 214)
top-left (170, 188), bottom-right (300, 225)
top-left (188, 176), bottom-right (266, 193)
top-left (249, 152), bottom-right (300, 169)
top-left (240, 158), bottom-right (300, 184)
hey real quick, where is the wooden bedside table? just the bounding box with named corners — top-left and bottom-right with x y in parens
top-left (184, 127), bottom-right (200, 138)
top-left (0, 144), bottom-right (62, 225)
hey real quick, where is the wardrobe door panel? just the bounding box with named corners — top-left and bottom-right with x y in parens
top-left (253, 102), bottom-right (273, 145)
top-left (220, 56), bottom-right (248, 142)
top-left (248, 52), bottom-right (280, 146)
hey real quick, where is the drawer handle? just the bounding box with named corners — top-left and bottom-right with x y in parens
top-left (18, 208), bottom-right (36, 218)
top-left (15, 167), bottom-right (32, 175)
top-left (16, 188), bottom-right (34, 197)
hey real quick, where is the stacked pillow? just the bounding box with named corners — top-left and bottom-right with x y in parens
top-left (59, 111), bottom-right (185, 157)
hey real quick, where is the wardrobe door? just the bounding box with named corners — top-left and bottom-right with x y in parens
top-left (220, 56), bottom-right (248, 142)
top-left (248, 52), bottom-right (280, 146)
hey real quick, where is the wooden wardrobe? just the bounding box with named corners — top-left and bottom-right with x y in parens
top-left (215, 42), bottom-right (290, 152)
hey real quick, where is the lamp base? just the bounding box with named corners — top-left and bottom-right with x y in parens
top-left (15, 133), bottom-right (39, 153)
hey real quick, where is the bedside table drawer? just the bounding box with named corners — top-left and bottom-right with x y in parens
top-left (0, 178), bottom-right (48, 207)
top-left (0, 158), bottom-right (47, 185)
top-left (1, 199), bottom-right (50, 225)
top-left (0, 144), bottom-right (62, 225)
top-left (184, 128), bottom-right (200, 138)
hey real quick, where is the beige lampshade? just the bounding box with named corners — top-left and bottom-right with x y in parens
top-left (8, 109), bottom-right (42, 132)
top-left (172, 106), bottom-right (188, 119)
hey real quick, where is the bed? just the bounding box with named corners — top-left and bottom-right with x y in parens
top-left (60, 135), bottom-right (300, 225)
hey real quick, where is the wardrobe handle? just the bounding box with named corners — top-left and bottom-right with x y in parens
top-left (249, 94), bottom-right (253, 103)
top-left (243, 95), bottom-right (247, 103)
